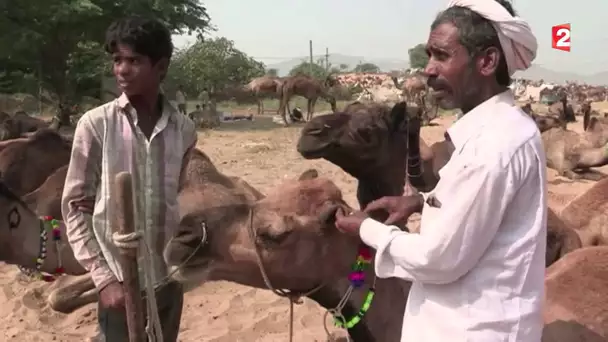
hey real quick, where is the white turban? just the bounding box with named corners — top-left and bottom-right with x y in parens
top-left (446, 0), bottom-right (537, 76)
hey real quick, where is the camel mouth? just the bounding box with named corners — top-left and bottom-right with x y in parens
top-left (319, 203), bottom-right (342, 227)
top-left (168, 260), bottom-right (213, 286)
top-left (296, 139), bottom-right (333, 159)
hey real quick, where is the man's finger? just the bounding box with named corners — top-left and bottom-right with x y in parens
top-left (335, 208), bottom-right (346, 219)
top-left (363, 197), bottom-right (389, 213)
top-left (77, 206), bottom-right (93, 214)
top-left (385, 213), bottom-right (403, 225)
top-left (334, 221), bottom-right (348, 233)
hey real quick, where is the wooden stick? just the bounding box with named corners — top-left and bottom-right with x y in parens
top-left (114, 172), bottom-right (146, 342)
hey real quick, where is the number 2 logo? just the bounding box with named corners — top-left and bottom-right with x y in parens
top-left (552, 23), bottom-right (571, 52)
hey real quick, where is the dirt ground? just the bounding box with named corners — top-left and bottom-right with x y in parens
top-left (0, 111), bottom-right (603, 341)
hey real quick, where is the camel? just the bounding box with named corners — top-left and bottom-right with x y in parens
top-left (297, 101), bottom-right (426, 209)
top-left (296, 102), bottom-right (582, 267)
top-left (0, 113), bottom-right (22, 141)
top-left (163, 167), bottom-right (607, 341)
top-left (0, 147), bottom-right (265, 314)
top-left (23, 164), bottom-right (68, 219)
top-left (542, 108), bottom-right (608, 180)
top-left (245, 76), bottom-right (286, 115)
top-left (548, 93), bottom-right (575, 123)
top-left (391, 74), bottom-right (426, 104)
top-left (0, 174), bottom-right (89, 295)
top-left (391, 75), bottom-right (439, 126)
top-left (558, 177), bottom-right (608, 247)
top-left (0, 129), bottom-right (71, 195)
top-left (277, 74), bottom-right (337, 125)
top-left (520, 103), bottom-right (566, 133)
top-left (12, 110), bottom-right (52, 132)
top-left (165, 169), bottom-right (408, 341)
top-left (542, 246), bottom-right (608, 341)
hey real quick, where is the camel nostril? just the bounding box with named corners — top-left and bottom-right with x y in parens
top-left (307, 125), bottom-right (328, 135)
top-left (319, 205), bottom-right (340, 227)
top-left (258, 230), bottom-right (291, 245)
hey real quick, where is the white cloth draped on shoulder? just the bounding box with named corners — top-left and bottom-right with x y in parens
top-left (446, 0), bottom-right (538, 75)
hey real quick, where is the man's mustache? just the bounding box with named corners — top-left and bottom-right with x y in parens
top-left (427, 76), bottom-right (450, 92)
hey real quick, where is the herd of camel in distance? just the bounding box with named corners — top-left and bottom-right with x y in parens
top-left (222, 72), bottom-right (435, 125)
top-left (0, 71), bottom-right (608, 341)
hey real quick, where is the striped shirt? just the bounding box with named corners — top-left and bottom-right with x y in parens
top-left (61, 93), bottom-right (197, 290)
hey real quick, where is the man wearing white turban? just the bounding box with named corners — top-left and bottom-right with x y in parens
top-left (334, 1), bottom-right (546, 341)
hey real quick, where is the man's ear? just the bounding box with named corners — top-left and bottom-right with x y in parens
top-left (155, 57), bottom-right (170, 80)
top-left (477, 46), bottom-right (501, 77)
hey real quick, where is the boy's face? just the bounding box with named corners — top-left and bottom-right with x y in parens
top-left (112, 44), bottom-right (167, 96)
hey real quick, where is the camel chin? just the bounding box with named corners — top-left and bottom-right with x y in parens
top-left (168, 263), bottom-right (214, 292)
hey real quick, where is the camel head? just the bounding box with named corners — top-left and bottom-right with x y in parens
top-left (0, 177), bottom-right (62, 273)
top-left (520, 103), bottom-right (533, 115)
top-left (296, 102), bottom-right (422, 206)
top-left (326, 94), bottom-right (337, 112)
top-left (324, 75), bottom-right (337, 88)
top-left (0, 117), bottom-right (20, 141)
top-left (164, 169), bottom-right (358, 291)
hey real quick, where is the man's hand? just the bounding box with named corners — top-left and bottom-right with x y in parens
top-left (99, 281), bottom-right (125, 309)
top-left (335, 209), bottom-right (369, 236)
top-left (74, 199), bottom-right (95, 214)
top-left (364, 194), bottom-right (424, 225)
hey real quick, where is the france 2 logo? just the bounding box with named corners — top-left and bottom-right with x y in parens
top-left (552, 24), bottom-right (571, 52)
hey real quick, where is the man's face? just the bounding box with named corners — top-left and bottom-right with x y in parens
top-left (424, 22), bottom-right (481, 110)
top-left (112, 44), bottom-right (165, 96)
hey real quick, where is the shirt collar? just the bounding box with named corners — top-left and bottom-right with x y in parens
top-left (117, 92), bottom-right (177, 124)
top-left (447, 89), bottom-right (515, 152)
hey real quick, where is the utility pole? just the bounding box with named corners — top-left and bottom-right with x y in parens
top-left (309, 40), bottom-right (313, 76)
top-left (325, 47), bottom-right (329, 72)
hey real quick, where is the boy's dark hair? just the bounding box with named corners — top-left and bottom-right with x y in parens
top-left (431, 0), bottom-right (515, 86)
top-left (104, 16), bottom-right (173, 64)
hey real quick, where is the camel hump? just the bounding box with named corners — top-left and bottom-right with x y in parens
top-left (190, 148), bottom-right (212, 162)
top-left (298, 169), bottom-right (319, 180)
top-left (29, 128), bottom-right (68, 145)
top-left (0, 177), bottom-right (25, 206)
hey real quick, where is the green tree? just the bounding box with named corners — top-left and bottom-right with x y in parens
top-left (353, 62), bottom-right (380, 73)
top-left (266, 68), bottom-right (278, 77)
top-left (0, 0), bottom-right (211, 123)
top-left (408, 43), bottom-right (429, 69)
top-left (288, 61), bottom-right (327, 79)
top-left (167, 37), bottom-right (265, 96)
top-left (339, 63), bottom-right (350, 72)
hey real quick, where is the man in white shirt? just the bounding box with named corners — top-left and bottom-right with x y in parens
top-left (335, 0), bottom-right (546, 341)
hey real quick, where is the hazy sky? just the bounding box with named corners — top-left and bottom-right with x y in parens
top-left (173, 0), bottom-right (607, 74)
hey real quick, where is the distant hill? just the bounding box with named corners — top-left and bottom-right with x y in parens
top-left (514, 65), bottom-right (608, 85)
top-left (514, 65), bottom-right (578, 84)
top-left (266, 55), bottom-right (608, 85)
top-left (265, 53), bottom-right (408, 76)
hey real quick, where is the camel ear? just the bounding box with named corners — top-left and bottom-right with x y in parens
top-left (298, 169), bottom-right (319, 181)
top-left (389, 102), bottom-right (421, 135)
top-left (388, 101), bottom-right (408, 130)
top-left (318, 203), bottom-right (351, 227)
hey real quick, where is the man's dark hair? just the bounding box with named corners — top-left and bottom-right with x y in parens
top-left (431, 0), bottom-right (515, 86)
top-left (104, 16), bottom-right (173, 64)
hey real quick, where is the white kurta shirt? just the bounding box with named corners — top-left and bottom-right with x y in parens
top-left (360, 90), bottom-right (547, 342)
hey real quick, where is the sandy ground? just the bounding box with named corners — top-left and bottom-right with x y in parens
top-left (0, 112), bottom-right (604, 342)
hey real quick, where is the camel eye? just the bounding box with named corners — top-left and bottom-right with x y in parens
top-left (257, 228), bottom-right (292, 246)
top-left (357, 129), bottom-right (372, 143)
